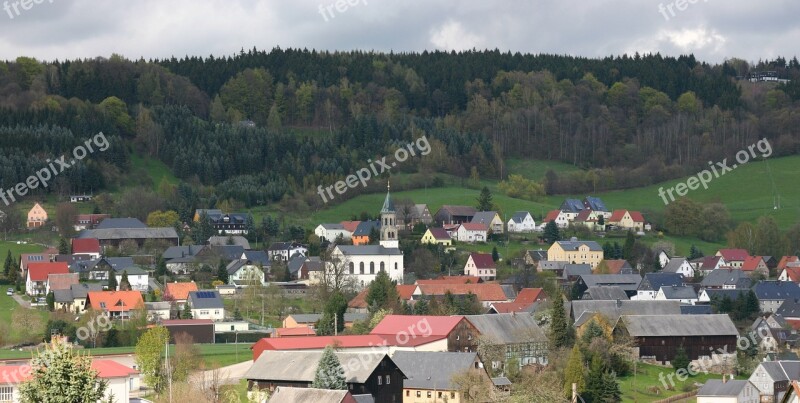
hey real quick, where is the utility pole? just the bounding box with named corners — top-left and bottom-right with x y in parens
top-left (165, 339), bottom-right (172, 403)
top-left (334, 315), bottom-right (338, 336)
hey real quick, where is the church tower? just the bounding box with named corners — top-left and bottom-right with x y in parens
top-left (379, 181), bottom-right (399, 248)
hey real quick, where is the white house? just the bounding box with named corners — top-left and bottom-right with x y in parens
top-left (145, 301), bottom-right (171, 321)
top-left (663, 257), bottom-right (695, 278)
top-left (541, 210), bottom-right (569, 229)
top-left (214, 321), bottom-right (249, 332)
top-left (227, 260), bottom-right (267, 286)
top-left (696, 378), bottom-right (758, 403)
top-left (187, 290), bottom-right (225, 321)
top-left (655, 285), bottom-right (698, 305)
top-left (454, 223), bottom-right (488, 243)
top-left (115, 267), bottom-right (149, 292)
top-left (267, 242), bottom-right (308, 262)
top-left (463, 253), bottom-right (496, 281)
top-left (314, 223), bottom-right (351, 242)
top-left (507, 211), bottom-right (536, 233)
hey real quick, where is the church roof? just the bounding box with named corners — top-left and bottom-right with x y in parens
top-left (380, 182), bottom-right (395, 213)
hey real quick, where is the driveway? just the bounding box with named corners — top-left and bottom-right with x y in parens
top-left (10, 294), bottom-right (31, 308)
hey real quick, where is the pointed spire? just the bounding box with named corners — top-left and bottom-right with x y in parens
top-left (381, 180), bottom-right (395, 213)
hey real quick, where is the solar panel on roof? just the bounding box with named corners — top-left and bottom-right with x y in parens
top-left (196, 291), bottom-right (215, 298)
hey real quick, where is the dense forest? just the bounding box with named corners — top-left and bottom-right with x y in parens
top-left (0, 49), bottom-right (798, 211)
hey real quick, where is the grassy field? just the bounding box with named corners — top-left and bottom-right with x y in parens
top-left (0, 289), bottom-right (50, 343)
top-left (618, 362), bottom-right (728, 403)
top-left (130, 154), bottom-right (180, 190)
top-left (0, 240), bottom-right (44, 262)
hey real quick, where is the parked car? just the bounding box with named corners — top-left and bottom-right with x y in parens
top-left (5, 288), bottom-right (12, 296)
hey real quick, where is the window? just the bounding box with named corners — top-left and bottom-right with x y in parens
top-left (0, 386), bottom-right (12, 402)
top-left (416, 391), bottom-right (421, 397)
top-left (349, 262), bottom-right (355, 274)
top-left (359, 262), bottom-right (364, 274)
top-left (406, 391), bottom-right (409, 397)
top-left (370, 262), bottom-right (375, 274)
top-left (451, 392), bottom-right (456, 398)
top-left (438, 392), bottom-right (443, 398)
top-left (377, 376), bottom-right (382, 385)
top-left (427, 391), bottom-right (432, 398)
top-left (386, 375), bottom-right (390, 384)
top-left (380, 262), bottom-right (385, 272)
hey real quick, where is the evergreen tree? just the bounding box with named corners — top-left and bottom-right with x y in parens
top-left (119, 270), bottom-right (131, 291)
top-left (107, 268), bottom-right (117, 290)
top-left (365, 270), bottom-right (398, 313)
top-left (600, 368), bottom-right (622, 402)
top-left (688, 245), bottom-right (704, 260)
top-left (317, 292), bottom-right (348, 335)
top-left (623, 231), bottom-right (635, 261)
top-left (491, 246), bottom-right (499, 262)
top-left (476, 186), bottom-right (493, 211)
top-left (312, 346), bottom-right (347, 390)
top-left (549, 293), bottom-right (573, 349)
top-left (613, 243), bottom-right (623, 259)
top-left (580, 319), bottom-right (606, 346)
top-left (653, 255), bottom-right (663, 272)
top-left (3, 250), bottom-right (12, 277)
top-left (216, 260), bottom-right (229, 284)
top-left (585, 354), bottom-right (606, 402)
top-left (413, 299), bottom-right (429, 315)
top-left (155, 256), bottom-right (167, 279)
top-left (19, 339), bottom-right (107, 402)
top-left (282, 264), bottom-right (292, 281)
top-left (543, 221), bottom-right (560, 244)
top-left (602, 242), bottom-right (614, 260)
top-left (597, 214), bottom-right (605, 227)
top-left (564, 344), bottom-right (586, 399)
top-left (58, 237), bottom-right (70, 255)
top-left (45, 291), bottom-right (55, 311)
top-left (182, 302), bottom-right (193, 319)
top-left (672, 346), bottom-right (690, 372)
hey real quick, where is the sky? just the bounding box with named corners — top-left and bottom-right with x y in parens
top-left (0, 0), bottom-right (797, 64)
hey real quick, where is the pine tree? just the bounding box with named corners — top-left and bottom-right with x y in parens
top-left (107, 268), bottom-right (117, 291)
top-left (491, 247), bottom-right (499, 262)
top-left (119, 270), bottom-right (131, 291)
top-left (58, 237), bottom-right (70, 254)
top-left (623, 231), bottom-right (635, 261)
top-left (672, 346), bottom-right (690, 372)
top-left (544, 221), bottom-right (560, 244)
top-left (19, 338), bottom-right (108, 402)
top-left (476, 186), bottom-right (493, 211)
top-left (182, 302), bottom-right (193, 319)
top-left (282, 264), bottom-right (292, 281)
top-left (549, 293), bottom-right (573, 349)
top-left (688, 245), bottom-right (704, 259)
top-left (46, 291), bottom-right (55, 311)
top-left (366, 270), bottom-right (398, 313)
top-left (312, 346), bottom-right (347, 390)
top-left (216, 260), bottom-right (229, 284)
top-left (155, 256), bottom-right (167, 278)
top-left (413, 299), bottom-right (429, 315)
top-left (585, 354), bottom-right (606, 402)
top-left (563, 345), bottom-right (585, 398)
top-left (601, 368), bottom-right (622, 402)
top-left (3, 250), bottom-right (13, 277)
top-left (580, 319), bottom-right (606, 346)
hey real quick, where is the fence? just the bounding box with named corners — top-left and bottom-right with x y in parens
top-left (652, 390), bottom-right (697, 403)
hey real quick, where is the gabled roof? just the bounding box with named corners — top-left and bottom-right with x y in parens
top-left (604, 260), bottom-right (632, 274)
top-left (697, 256), bottom-right (724, 270)
top-left (571, 300), bottom-right (681, 326)
top-left (426, 228), bottom-right (451, 240)
top-left (353, 220), bottom-right (380, 237)
top-left (584, 286), bottom-right (628, 301)
top-left (619, 314), bottom-right (738, 337)
top-left (255, 335), bottom-right (389, 352)
top-left (287, 313), bottom-right (367, 325)
top-left (608, 210), bottom-right (628, 222)
top-left (583, 196), bottom-right (608, 212)
top-left (71, 238), bottom-right (100, 254)
top-left (391, 351), bottom-right (479, 390)
top-left (742, 256), bottom-right (766, 271)
top-left (555, 240), bottom-right (603, 252)
top-left (542, 210), bottom-right (562, 222)
top-left (628, 211), bottom-right (645, 222)
top-left (464, 313), bottom-right (546, 344)
top-left (437, 205), bottom-right (477, 217)
top-left (335, 245), bottom-right (402, 256)
top-left (697, 380), bottom-right (753, 397)
top-left (415, 284), bottom-right (510, 302)
top-left (371, 315), bottom-right (465, 338)
top-left (783, 267), bottom-right (800, 283)
top-left (78, 227), bottom-right (179, 241)
top-left (87, 291), bottom-right (144, 312)
top-left (526, 250), bottom-right (547, 262)
top-left (658, 285), bottom-right (697, 300)
top-left (778, 256), bottom-right (800, 271)
top-left (246, 350), bottom-right (397, 384)
top-left (510, 211), bottom-right (531, 223)
top-left (165, 281), bottom-right (198, 300)
top-left (578, 274), bottom-right (642, 291)
top-left (416, 276), bottom-right (483, 285)
top-left (188, 290), bottom-right (224, 309)
top-left (458, 223), bottom-right (488, 232)
top-left (207, 235), bottom-right (251, 249)
top-left (471, 211), bottom-right (499, 225)
top-left (91, 360), bottom-right (139, 379)
top-left (753, 281), bottom-right (800, 301)
top-left (274, 327), bottom-right (317, 337)
top-left (47, 273), bottom-right (79, 291)
top-left (560, 199), bottom-right (584, 213)
top-left (468, 253), bottom-right (495, 269)
top-left (488, 302), bottom-right (537, 314)
top-left (663, 257), bottom-right (690, 273)
top-left (95, 218), bottom-right (147, 229)
top-left (717, 248), bottom-right (751, 262)
top-left (701, 269), bottom-right (752, 288)
top-left (681, 305), bottom-right (713, 315)
top-left (702, 288), bottom-right (748, 302)
top-left (27, 262), bottom-right (69, 281)
top-left (574, 209), bottom-right (596, 222)
top-left (514, 288), bottom-right (546, 304)
top-left (563, 264), bottom-right (593, 279)
top-left (639, 273), bottom-right (683, 291)
top-left (339, 221), bottom-right (361, 234)
top-left (777, 299), bottom-right (800, 319)
top-left (268, 387), bottom-right (352, 403)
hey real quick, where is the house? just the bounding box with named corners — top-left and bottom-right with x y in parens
top-left (207, 235), bottom-right (251, 249)
top-left (607, 210), bottom-right (646, 232)
top-left (267, 387), bottom-right (358, 403)
top-left (753, 281), bottom-right (800, 313)
top-left (420, 228), bottom-right (452, 246)
top-left (514, 288), bottom-right (548, 304)
top-left (397, 204), bottom-right (433, 229)
top-left (614, 314), bottom-right (738, 364)
top-left (145, 301), bottom-right (171, 321)
top-left (663, 257), bottom-right (695, 278)
top-left (413, 284), bottom-right (512, 308)
top-left (716, 249), bottom-right (751, 269)
top-left (635, 273), bottom-right (684, 300)
top-left (348, 285), bottom-right (416, 313)
top-left (95, 218), bottom-right (147, 229)
top-left (25, 262), bottom-right (69, 296)
top-left (541, 210), bottom-right (569, 229)
top-left (227, 259), bottom-right (267, 286)
top-left (267, 242), bottom-right (308, 262)
top-left (692, 255), bottom-right (727, 276)
top-left (572, 209), bottom-right (603, 231)
top-left (193, 209), bottom-right (251, 235)
top-left (371, 315), bottom-right (480, 353)
top-left (162, 319), bottom-right (215, 343)
top-left (583, 196), bottom-right (610, 215)
top-left (701, 269), bottom-right (753, 289)
top-left (86, 290), bottom-right (144, 319)
top-left (781, 267), bottom-right (800, 284)
top-left (574, 274), bottom-right (642, 298)
top-left (571, 300), bottom-right (682, 328)
top-left (561, 264), bottom-right (593, 283)
top-left (434, 205), bottom-right (477, 225)
top-left (507, 211), bottom-right (536, 233)
top-left (53, 283), bottom-right (104, 313)
top-left (655, 285), bottom-right (698, 305)
top-left (26, 202), bottom-right (48, 229)
top-left (696, 378), bottom-right (759, 403)
top-left (71, 238), bottom-right (101, 259)
top-left (351, 220), bottom-right (380, 245)
top-left (464, 313), bottom-right (549, 367)
top-left (69, 194), bottom-right (93, 203)
top-left (781, 380), bottom-right (800, 403)
top-left (559, 198), bottom-right (585, 219)
top-left (46, 273), bottom-right (79, 293)
top-left (454, 223), bottom-right (489, 243)
top-left (524, 250), bottom-right (548, 266)
top-left (164, 281), bottom-right (198, 307)
top-left (471, 211), bottom-right (504, 234)
top-left (328, 244), bottom-right (405, 288)
top-left (600, 259), bottom-right (634, 275)
top-left (77, 227), bottom-right (179, 248)
top-left (114, 266), bottom-right (149, 292)
top-left (742, 256), bottom-right (770, 278)
top-left (187, 290), bottom-right (225, 321)
top-left (245, 350), bottom-right (405, 402)
top-left (697, 288), bottom-right (749, 304)
top-left (582, 286), bottom-right (629, 301)
top-left (71, 257), bottom-right (137, 281)
top-left (547, 240), bottom-right (604, 269)
top-left (282, 313), bottom-right (368, 330)
top-left (488, 288), bottom-right (547, 313)
top-left (391, 351), bottom-right (491, 402)
top-left (750, 361), bottom-right (800, 403)
top-left (464, 253), bottom-right (496, 281)
top-left (73, 213), bottom-right (110, 231)
top-left (314, 223), bottom-right (352, 243)
top-left (251, 335), bottom-right (393, 359)
top-left (778, 256), bottom-right (800, 272)
top-left (162, 244), bottom-right (245, 273)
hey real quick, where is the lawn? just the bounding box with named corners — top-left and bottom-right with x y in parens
top-left (129, 154), bottom-right (180, 191)
top-left (618, 362), bottom-right (729, 403)
top-left (0, 240), bottom-right (44, 262)
top-left (0, 289), bottom-right (49, 343)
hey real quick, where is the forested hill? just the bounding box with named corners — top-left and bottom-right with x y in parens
top-left (0, 49), bottom-right (799, 216)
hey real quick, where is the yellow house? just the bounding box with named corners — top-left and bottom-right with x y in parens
top-left (27, 202), bottom-right (48, 229)
top-left (420, 228), bottom-right (452, 246)
top-left (608, 210), bottom-right (645, 232)
top-left (547, 240), bottom-right (604, 269)
top-left (393, 351), bottom-right (492, 403)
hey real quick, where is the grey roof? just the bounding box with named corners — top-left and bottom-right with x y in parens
top-left (195, 209), bottom-right (222, 217)
top-left (659, 285), bottom-right (698, 300)
top-left (464, 314), bottom-right (547, 344)
top-left (572, 300), bottom-right (681, 327)
top-left (207, 236), bottom-right (251, 249)
top-left (53, 289), bottom-right (74, 303)
top-left (526, 250), bottom-right (547, 263)
top-left (94, 218), bottom-right (146, 229)
top-left (510, 211), bottom-right (531, 224)
top-left (245, 351), bottom-right (394, 383)
top-left (70, 283), bottom-right (104, 299)
top-left (268, 387), bottom-right (351, 403)
top-left (145, 301), bottom-right (171, 310)
top-left (639, 273), bottom-right (684, 291)
top-left (701, 269), bottom-right (752, 289)
top-left (336, 245), bottom-right (402, 256)
top-left (500, 285), bottom-right (517, 300)
top-left (756, 361), bottom-right (800, 382)
top-left (471, 211), bottom-right (499, 225)
top-left (555, 240), bottom-right (603, 252)
top-left (116, 266), bottom-right (147, 275)
top-left (390, 351), bottom-right (477, 390)
top-left (288, 255), bottom-right (307, 275)
top-left (319, 223), bottom-right (345, 230)
top-left (583, 196), bottom-right (608, 212)
top-left (578, 274), bottom-right (642, 291)
top-left (188, 290), bottom-right (224, 309)
top-left (380, 189), bottom-right (395, 213)
top-left (560, 199), bottom-right (584, 213)
top-left (353, 220), bottom-right (380, 237)
top-left (539, 260), bottom-right (566, 271)
top-left (777, 299), bottom-right (800, 318)
top-left (753, 281), bottom-right (800, 301)
top-left (563, 264), bottom-right (592, 279)
top-left (352, 395), bottom-right (374, 403)
top-left (213, 245), bottom-right (247, 261)
top-left (242, 250), bottom-right (270, 266)
top-left (583, 286), bottom-right (629, 301)
top-left (492, 377), bottom-right (512, 386)
top-left (71, 257), bottom-right (136, 273)
top-left (288, 313), bottom-right (367, 324)
top-left (620, 314), bottom-right (738, 337)
top-left (79, 227), bottom-right (178, 241)
top-left (662, 257), bottom-right (689, 273)
top-left (681, 305), bottom-right (713, 315)
top-left (697, 380), bottom-right (752, 397)
top-left (162, 245), bottom-right (205, 260)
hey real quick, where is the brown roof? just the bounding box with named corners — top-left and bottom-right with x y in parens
top-left (603, 259), bottom-right (632, 274)
top-left (469, 253), bottom-right (496, 269)
top-left (459, 223), bottom-right (487, 231)
top-left (47, 273), bottom-right (79, 291)
top-left (165, 281), bottom-right (198, 301)
top-left (416, 276), bottom-right (483, 285)
top-left (542, 210), bottom-right (561, 222)
top-left (629, 211), bottom-right (645, 222)
top-left (428, 228), bottom-right (451, 240)
top-left (439, 205), bottom-right (477, 216)
top-left (490, 302), bottom-right (534, 313)
top-left (574, 209), bottom-right (595, 222)
top-left (416, 283), bottom-right (509, 302)
top-left (784, 267), bottom-right (800, 283)
top-left (514, 288), bottom-right (546, 304)
top-left (742, 256), bottom-right (765, 272)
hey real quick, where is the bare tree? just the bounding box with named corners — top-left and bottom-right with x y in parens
top-left (317, 249), bottom-right (357, 298)
top-left (55, 202), bottom-right (79, 238)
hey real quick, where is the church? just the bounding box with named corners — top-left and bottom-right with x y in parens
top-left (330, 183), bottom-right (405, 288)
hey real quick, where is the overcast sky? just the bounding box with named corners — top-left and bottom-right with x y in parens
top-left (0, 0), bottom-right (797, 64)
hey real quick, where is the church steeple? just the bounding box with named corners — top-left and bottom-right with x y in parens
top-left (380, 180), bottom-right (398, 248)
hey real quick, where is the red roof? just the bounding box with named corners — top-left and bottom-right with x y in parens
top-left (87, 291), bottom-right (144, 312)
top-left (741, 256), bottom-right (765, 272)
top-left (700, 256), bottom-right (723, 270)
top-left (165, 281), bottom-right (198, 301)
top-left (514, 288), bottom-right (547, 304)
top-left (783, 267), bottom-right (800, 283)
top-left (609, 210), bottom-right (627, 222)
top-left (603, 260), bottom-right (631, 274)
top-left (542, 210), bottom-right (561, 222)
top-left (468, 253), bottom-right (496, 269)
top-left (490, 302), bottom-right (534, 313)
top-left (71, 238), bottom-right (101, 254)
top-left (252, 335), bottom-right (390, 360)
top-left (416, 283), bottom-right (509, 302)
top-left (629, 211), bottom-right (645, 222)
top-left (91, 360), bottom-right (139, 378)
top-left (416, 276), bottom-right (483, 285)
top-left (371, 315), bottom-right (465, 338)
top-left (459, 223), bottom-right (487, 231)
top-left (275, 326), bottom-right (316, 337)
top-left (47, 273), bottom-right (79, 291)
top-left (0, 366), bottom-right (32, 383)
top-left (778, 256), bottom-right (800, 271)
top-left (27, 262), bottom-right (69, 281)
top-left (718, 249), bottom-right (750, 262)
top-left (339, 221), bottom-right (361, 234)
top-left (574, 209), bottom-right (595, 222)
top-left (427, 228), bottom-right (451, 240)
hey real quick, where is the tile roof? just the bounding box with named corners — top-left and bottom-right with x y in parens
top-left (620, 314), bottom-right (738, 337)
top-left (778, 256), bottom-right (800, 271)
top-left (275, 326), bottom-right (317, 337)
top-left (701, 269), bottom-right (752, 288)
top-left (459, 223), bottom-right (488, 231)
top-left (783, 267), bottom-right (800, 282)
top-left (571, 300), bottom-right (681, 326)
top-left (542, 210), bottom-right (561, 222)
top-left (287, 313), bottom-right (367, 324)
top-left (609, 210), bottom-right (628, 222)
top-left (79, 227), bottom-right (179, 241)
top-left (510, 211), bottom-right (531, 223)
top-left (87, 291), bottom-right (144, 312)
top-left (514, 288), bottom-right (546, 304)
top-left (489, 302), bottom-right (536, 313)
top-left (584, 286), bottom-right (629, 301)
top-left (391, 351), bottom-right (478, 390)
top-left (415, 276), bottom-right (482, 285)
top-left (339, 221), bottom-right (361, 233)
top-left (47, 273), bottom-right (79, 291)
top-left (468, 253), bottom-right (495, 269)
top-left (255, 335), bottom-right (390, 353)
top-left (628, 211), bottom-right (645, 222)
top-left (658, 285), bottom-right (698, 300)
top-left (438, 205), bottom-right (477, 217)
top-left (742, 256), bottom-right (766, 271)
top-left (415, 284), bottom-right (510, 302)
top-left (427, 228), bottom-right (451, 240)
top-left (604, 260), bottom-right (632, 274)
top-left (371, 315), bottom-right (464, 337)
top-left (697, 380), bottom-right (753, 397)
top-left (164, 281), bottom-right (198, 300)
top-left (471, 211), bottom-right (499, 225)
top-left (464, 313), bottom-right (546, 343)
top-left (639, 273), bottom-right (683, 291)
top-left (753, 281), bottom-right (800, 301)
top-left (91, 360), bottom-right (139, 379)
top-left (27, 262), bottom-right (69, 281)
top-left (335, 245), bottom-right (402, 256)
top-left (555, 240), bottom-right (603, 251)
top-left (268, 387), bottom-right (352, 403)
top-left (663, 257), bottom-right (690, 273)
top-left (71, 238), bottom-right (100, 254)
top-left (698, 256), bottom-right (724, 270)
top-left (207, 235), bottom-right (251, 249)
top-left (717, 249), bottom-right (751, 262)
